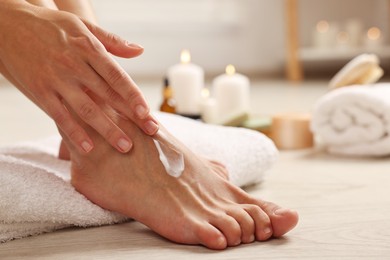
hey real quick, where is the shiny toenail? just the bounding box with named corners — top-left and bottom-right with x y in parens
top-left (264, 227), bottom-right (272, 234)
top-left (249, 234), bottom-right (255, 242)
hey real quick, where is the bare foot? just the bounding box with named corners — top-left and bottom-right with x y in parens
top-left (59, 141), bottom-right (229, 180)
top-left (61, 107), bottom-right (298, 250)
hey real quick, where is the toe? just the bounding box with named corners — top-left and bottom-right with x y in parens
top-left (243, 204), bottom-right (273, 241)
top-left (210, 213), bottom-right (242, 247)
top-left (226, 207), bottom-right (255, 244)
top-left (194, 222), bottom-right (227, 250)
top-left (255, 200), bottom-right (299, 237)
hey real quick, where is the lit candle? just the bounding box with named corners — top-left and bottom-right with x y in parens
top-left (336, 31), bottom-right (350, 49)
top-left (167, 50), bottom-right (204, 117)
top-left (213, 65), bottom-right (250, 120)
top-left (365, 26), bottom-right (383, 49)
top-left (345, 19), bottom-right (363, 47)
top-left (200, 88), bottom-right (218, 124)
top-left (312, 20), bottom-right (338, 49)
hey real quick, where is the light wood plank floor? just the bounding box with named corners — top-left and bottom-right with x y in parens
top-left (1, 79), bottom-right (389, 259)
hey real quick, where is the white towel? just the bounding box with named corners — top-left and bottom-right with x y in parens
top-left (311, 83), bottom-right (390, 156)
top-left (0, 112), bottom-right (277, 243)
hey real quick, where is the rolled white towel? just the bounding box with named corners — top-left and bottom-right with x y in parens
top-left (311, 83), bottom-right (390, 156)
top-left (0, 112), bottom-right (277, 243)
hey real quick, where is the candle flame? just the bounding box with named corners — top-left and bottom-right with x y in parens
top-left (367, 27), bottom-right (381, 40)
top-left (181, 49), bottom-right (191, 64)
top-left (226, 64), bottom-right (236, 75)
top-left (316, 20), bottom-right (329, 33)
top-left (201, 88), bottom-right (210, 98)
top-left (337, 31), bottom-right (349, 43)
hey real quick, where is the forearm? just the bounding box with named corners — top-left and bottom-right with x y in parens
top-left (54, 0), bottom-right (97, 23)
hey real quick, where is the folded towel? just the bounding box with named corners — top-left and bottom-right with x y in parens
top-left (0, 112), bottom-right (277, 243)
top-left (311, 83), bottom-right (390, 156)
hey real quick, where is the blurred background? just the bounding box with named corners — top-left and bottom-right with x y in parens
top-left (92, 0), bottom-right (390, 80)
top-left (1, 0), bottom-right (390, 144)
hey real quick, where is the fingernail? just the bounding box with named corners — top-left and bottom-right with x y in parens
top-left (263, 227), bottom-right (272, 234)
top-left (135, 104), bottom-right (148, 119)
top-left (233, 239), bottom-right (241, 246)
top-left (144, 120), bottom-right (159, 135)
top-left (117, 138), bottom-right (132, 152)
top-left (274, 208), bottom-right (290, 216)
top-left (81, 141), bottom-right (93, 153)
top-left (127, 42), bottom-right (144, 49)
top-left (249, 234), bottom-right (255, 242)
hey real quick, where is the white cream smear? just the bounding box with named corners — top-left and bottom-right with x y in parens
top-left (152, 130), bottom-right (185, 178)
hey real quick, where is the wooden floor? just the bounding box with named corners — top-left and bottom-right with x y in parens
top-left (1, 79), bottom-right (390, 259)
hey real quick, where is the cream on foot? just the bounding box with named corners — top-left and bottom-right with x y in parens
top-left (61, 107), bottom-right (299, 250)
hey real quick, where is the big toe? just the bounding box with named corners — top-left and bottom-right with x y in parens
top-left (256, 200), bottom-right (299, 237)
top-left (270, 208), bottom-right (299, 237)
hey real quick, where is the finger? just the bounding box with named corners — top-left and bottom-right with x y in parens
top-left (87, 56), bottom-right (159, 135)
top-left (78, 64), bottom-right (159, 136)
top-left (82, 19), bottom-right (144, 58)
top-left (60, 86), bottom-right (133, 153)
top-left (41, 93), bottom-right (94, 154)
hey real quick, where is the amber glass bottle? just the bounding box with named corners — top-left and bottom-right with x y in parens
top-left (159, 78), bottom-right (176, 114)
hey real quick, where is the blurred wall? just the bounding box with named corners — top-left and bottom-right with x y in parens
top-left (91, 0), bottom-right (389, 78)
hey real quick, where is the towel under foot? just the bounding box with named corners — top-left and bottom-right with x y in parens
top-left (0, 112), bottom-right (277, 243)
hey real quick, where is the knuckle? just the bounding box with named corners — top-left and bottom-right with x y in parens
top-left (51, 110), bottom-right (68, 126)
top-left (74, 34), bottom-right (103, 54)
top-left (67, 127), bottom-right (83, 142)
top-left (107, 67), bottom-right (127, 86)
top-left (105, 87), bottom-right (122, 103)
top-left (104, 126), bottom-right (118, 141)
top-left (106, 32), bottom-right (118, 45)
top-left (125, 88), bottom-right (140, 104)
top-left (78, 102), bottom-right (97, 121)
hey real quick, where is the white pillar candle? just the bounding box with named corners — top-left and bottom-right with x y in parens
top-left (213, 65), bottom-right (250, 120)
top-left (364, 27), bottom-right (383, 49)
top-left (336, 31), bottom-right (350, 49)
top-left (167, 50), bottom-right (204, 116)
top-left (345, 19), bottom-right (363, 47)
top-left (312, 20), bottom-right (338, 49)
top-left (200, 88), bottom-right (218, 124)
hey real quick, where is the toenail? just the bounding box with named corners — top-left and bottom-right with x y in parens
top-left (233, 239), bottom-right (241, 246)
top-left (263, 227), bottom-right (272, 234)
top-left (249, 234), bottom-right (255, 242)
top-left (216, 236), bottom-right (226, 248)
top-left (274, 208), bottom-right (290, 216)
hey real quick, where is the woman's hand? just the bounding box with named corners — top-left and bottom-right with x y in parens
top-left (0, 1), bottom-right (158, 153)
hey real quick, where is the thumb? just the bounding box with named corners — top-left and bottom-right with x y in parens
top-left (83, 20), bottom-right (144, 58)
